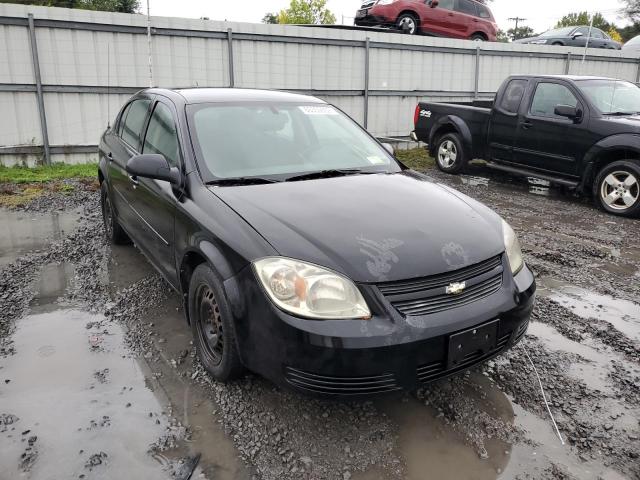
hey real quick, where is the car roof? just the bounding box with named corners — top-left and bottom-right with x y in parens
top-left (510, 74), bottom-right (620, 82)
top-left (145, 87), bottom-right (327, 105)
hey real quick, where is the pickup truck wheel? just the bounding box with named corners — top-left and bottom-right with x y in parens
top-left (594, 161), bottom-right (640, 217)
top-left (100, 182), bottom-right (129, 245)
top-left (435, 133), bottom-right (467, 174)
top-left (397, 13), bottom-right (418, 34)
top-left (189, 263), bottom-right (244, 382)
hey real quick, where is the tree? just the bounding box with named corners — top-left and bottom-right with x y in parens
top-left (0, 0), bottom-right (139, 13)
top-left (277, 0), bottom-right (336, 25)
top-left (555, 11), bottom-right (612, 31)
top-left (608, 27), bottom-right (623, 43)
top-left (496, 29), bottom-right (510, 43)
top-left (622, 0), bottom-right (640, 22)
top-left (508, 25), bottom-right (534, 41)
top-left (619, 22), bottom-right (640, 42)
top-left (262, 12), bottom-right (279, 24)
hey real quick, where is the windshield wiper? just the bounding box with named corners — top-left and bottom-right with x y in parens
top-left (284, 169), bottom-right (379, 182)
top-left (603, 111), bottom-right (638, 116)
top-left (206, 177), bottom-right (278, 187)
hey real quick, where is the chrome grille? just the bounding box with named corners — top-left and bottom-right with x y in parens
top-left (377, 255), bottom-right (503, 316)
top-left (284, 367), bottom-right (400, 395)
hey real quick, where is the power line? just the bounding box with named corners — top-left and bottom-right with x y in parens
top-left (508, 16), bottom-right (527, 31)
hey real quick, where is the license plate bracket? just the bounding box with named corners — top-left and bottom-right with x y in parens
top-left (447, 320), bottom-right (499, 370)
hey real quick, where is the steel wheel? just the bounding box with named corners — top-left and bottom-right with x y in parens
top-left (438, 140), bottom-right (458, 169)
top-left (196, 285), bottom-right (224, 366)
top-left (102, 192), bottom-right (114, 239)
top-left (599, 170), bottom-right (639, 211)
top-left (398, 15), bottom-right (417, 34)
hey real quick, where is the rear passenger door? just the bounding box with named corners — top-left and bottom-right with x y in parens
top-left (488, 79), bottom-right (528, 163)
top-left (453, 0), bottom-right (478, 38)
top-left (108, 97), bottom-right (152, 235)
top-left (129, 98), bottom-right (182, 285)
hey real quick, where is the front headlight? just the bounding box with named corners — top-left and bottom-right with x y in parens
top-left (377, 0), bottom-right (395, 4)
top-left (530, 39), bottom-right (548, 44)
top-left (502, 220), bottom-right (524, 274)
top-left (253, 257), bottom-right (371, 320)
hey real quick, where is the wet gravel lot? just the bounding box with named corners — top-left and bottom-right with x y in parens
top-left (0, 164), bottom-right (639, 480)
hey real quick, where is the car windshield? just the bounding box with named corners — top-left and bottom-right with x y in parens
top-left (539, 27), bottom-right (574, 38)
top-left (186, 102), bottom-right (400, 182)
top-left (577, 79), bottom-right (640, 114)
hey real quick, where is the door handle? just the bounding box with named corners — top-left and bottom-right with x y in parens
top-left (128, 175), bottom-right (139, 187)
top-left (521, 121), bottom-right (533, 130)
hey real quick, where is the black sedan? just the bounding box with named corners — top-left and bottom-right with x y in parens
top-left (98, 88), bottom-right (535, 396)
top-left (515, 26), bottom-right (621, 49)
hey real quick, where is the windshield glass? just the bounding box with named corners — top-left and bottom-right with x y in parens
top-left (187, 103), bottom-right (399, 181)
top-left (540, 27), bottom-right (574, 38)
top-left (578, 79), bottom-right (640, 114)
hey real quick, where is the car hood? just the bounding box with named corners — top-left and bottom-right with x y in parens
top-left (601, 115), bottom-right (640, 128)
top-left (211, 171), bottom-right (505, 283)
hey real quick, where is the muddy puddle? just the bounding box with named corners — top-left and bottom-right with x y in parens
top-left (0, 208), bottom-right (81, 266)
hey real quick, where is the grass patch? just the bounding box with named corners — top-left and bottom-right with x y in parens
top-left (0, 163), bottom-right (98, 184)
top-left (395, 147), bottom-right (434, 171)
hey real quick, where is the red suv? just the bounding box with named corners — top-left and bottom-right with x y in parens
top-left (354, 0), bottom-right (498, 41)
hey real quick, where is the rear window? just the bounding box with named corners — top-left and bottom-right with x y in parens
top-left (499, 79), bottom-right (527, 114)
top-left (455, 0), bottom-right (478, 16)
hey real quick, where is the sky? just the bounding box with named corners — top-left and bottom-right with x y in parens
top-left (147, 0), bottom-right (630, 34)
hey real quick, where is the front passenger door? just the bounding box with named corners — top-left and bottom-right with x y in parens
top-left (513, 81), bottom-right (585, 176)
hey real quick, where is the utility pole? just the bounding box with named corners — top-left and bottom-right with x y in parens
top-left (146, 0), bottom-right (153, 88)
top-left (508, 16), bottom-right (527, 31)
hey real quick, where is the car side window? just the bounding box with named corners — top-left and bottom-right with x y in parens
top-left (530, 83), bottom-right (578, 119)
top-left (455, 0), bottom-right (478, 16)
top-left (142, 102), bottom-right (180, 168)
top-left (476, 4), bottom-right (491, 18)
top-left (575, 27), bottom-right (590, 36)
top-left (117, 103), bottom-right (132, 138)
top-left (499, 79), bottom-right (527, 114)
top-left (121, 99), bottom-right (151, 150)
top-left (434, 0), bottom-right (454, 11)
top-left (592, 29), bottom-right (604, 39)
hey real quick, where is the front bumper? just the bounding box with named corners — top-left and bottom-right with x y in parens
top-left (228, 259), bottom-right (535, 397)
top-left (354, 8), bottom-right (393, 27)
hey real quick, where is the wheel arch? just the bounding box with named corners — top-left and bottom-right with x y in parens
top-left (428, 116), bottom-right (473, 156)
top-left (470, 31), bottom-right (488, 40)
top-left (580, 135), bottom-right (640, 193)
top-left (178, 241), bottom-right (242, 324)
top-left (397, 9), bottom-right (420, 21)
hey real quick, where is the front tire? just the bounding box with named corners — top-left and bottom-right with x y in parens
top-left (100, 182), bottom-right (129, 244)
top-left (593, 160), bottom-right (640, 217)
top-left (470, 33), bottom-right (486, 41)
top-left (434, 133), bottom-right (468, 174)
top-left (397, 13), bottom-right (418, 35)
top-left (189, 264), bottom-right (244, 382)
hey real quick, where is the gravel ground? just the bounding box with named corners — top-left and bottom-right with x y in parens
top-left (1, 166), bottom-right (639, 479)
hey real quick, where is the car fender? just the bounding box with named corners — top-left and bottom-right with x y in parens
top-left (580, 133), bottom-right (640, 190)
top-left (429, 115), bottom-right (473, 154)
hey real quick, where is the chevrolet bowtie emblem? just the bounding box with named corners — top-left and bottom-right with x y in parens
top-left (446, 282), bottom-right (466, 295)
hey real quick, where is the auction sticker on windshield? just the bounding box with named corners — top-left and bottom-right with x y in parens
top-left (299, 105), bottom-right (339, 115)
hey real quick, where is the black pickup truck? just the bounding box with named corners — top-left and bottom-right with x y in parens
top-left (412, 75), bottom-right (640, 217)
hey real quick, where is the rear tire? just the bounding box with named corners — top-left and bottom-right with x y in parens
top-left (470, 33), bottom-right (486, 41)
top-left (434, 133), bottom-right (468, 174)
top-left (100, 182), bottom-right (129, 245)
top-left (189, 264), bottom-right (244, 382)
top-left (593, 160), bottom-right (640, 217)
top-left (397, 13), bottom-right (418, 35)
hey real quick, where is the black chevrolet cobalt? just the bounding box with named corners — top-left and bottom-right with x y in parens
top-left (99, 88), bottom-right (535, 396)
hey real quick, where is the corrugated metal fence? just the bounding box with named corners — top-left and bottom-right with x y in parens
top-left (1, 3), bottom-right (640, 166)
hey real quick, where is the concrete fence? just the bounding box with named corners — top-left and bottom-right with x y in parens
top-left (1, 3), bottom-right (640, 166)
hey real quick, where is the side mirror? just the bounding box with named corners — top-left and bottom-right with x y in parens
top-left (430, 0), bottom-right (439, 7)
top-left (554, 105), bottom-right (581, 121)
top-left (572, 32), bottom-right (584, 39)
top-left (126, 154), bottom-right (181, 185)
top-left (382, 143), bottom-right (395, 156)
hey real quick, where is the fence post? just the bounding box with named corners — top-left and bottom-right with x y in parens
top-left (473, 46), bottom-right (480, 99)
top-left (636, 58), bottom-right (640, 83)
top-left (364, 37), bottom-right (370, 129)
top-left (227, 28), bottom-right (235, 88)
top-left (27, 13), bottom-right (51, 166)
top-left (565, 52), bottom-right (571, 75)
